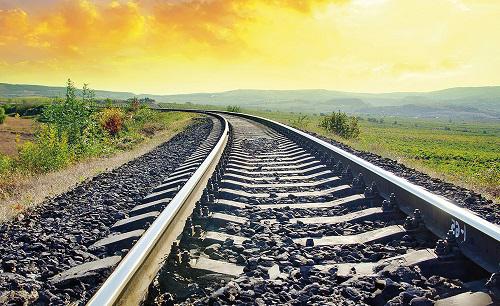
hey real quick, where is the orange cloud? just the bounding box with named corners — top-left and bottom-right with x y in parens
top-left (0, 8), bottom-right (29, 44)
top-left (0, 0), bottom-right (336, 59)
top-left (0, 0), bottom-right (499, 94)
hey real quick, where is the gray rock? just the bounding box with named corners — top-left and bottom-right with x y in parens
top-left (410, 296), bottom-right (433, 306)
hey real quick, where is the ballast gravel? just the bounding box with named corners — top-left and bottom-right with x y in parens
top-left (0, 118), bottom-right (213, 305)
top-left (145, 117), bottom-right (497, 306)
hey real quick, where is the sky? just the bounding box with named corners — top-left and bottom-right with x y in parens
top-left (0, 0), bottom-right (499, 94)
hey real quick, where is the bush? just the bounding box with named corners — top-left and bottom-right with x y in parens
top-left (319, 111), bottom-right (360, 139)
top-left (127, 97), bottom-right (140, 113)
top-left (72, 115), bottom-right (108, 157)
top-left (0, 107), bottom-right (5, 124)
top-left (133, 107), bottom-right (158, 125)
top-left (226, 105), bottom-right (241, 113)
top-left (2, 103), bottom-right (46, 117)
top-left (0, 154), bottom-right (12, 175)
top-left (289, 115), bottom-right (308, 129)
top-left (41, 79), bottom-right (95, 144)
top-left (100, 108), bottom-right (124, 136)
top-left (18, 125), bottom-right (72, 173)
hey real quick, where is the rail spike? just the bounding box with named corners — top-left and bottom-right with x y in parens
top-left (364, 181), bottom-right (379, 199)
top-left (382, 193), bottom-right (398, 211)
top-left (167, 242), bottom-right (181, 265)
top-left (434, 239), bottom-right (449, 256)
top-left (435, 230), bottom-right (461, 257)
top-left (404, 209), bottom-right (425, 231)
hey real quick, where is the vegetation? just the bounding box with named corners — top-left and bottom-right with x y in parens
top-left (226, 105), bottom-right (241, 113)
top-left (18, 125), bottom-right (71, 172)
top-left (0, 80), bottom-right (196, 198)
top-left (41, 80), bottom-right (95, 144)
top-left (289, 115), bottom-right (309, 129)
top-left (313, 114), bottom-right (498, 199)
top-left (319, 111), bottom-right (360, 139)
top-left (0, 107), bottom-right (5, 124)
top-left (99, 108), bottom-right (124, 136)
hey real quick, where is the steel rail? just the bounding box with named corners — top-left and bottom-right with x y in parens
top-left (87, 113), bottom-right (229, 306)
top-left (216, 111), bottom-right (499, 273)
top-left (157, 109), bottom-right (498, 272)
top-left (88, 108), bottom-right (498, 306)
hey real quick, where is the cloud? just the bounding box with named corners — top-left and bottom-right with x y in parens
top-left (0, 0), bottom-right (499, 93)
top-left (0, 8), bottom-right (29, 43)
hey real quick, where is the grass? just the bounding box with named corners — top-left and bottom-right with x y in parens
top-left (160, 102), bottom-right (500, 201)
top-left (0, 110), bottom-right (197, 221)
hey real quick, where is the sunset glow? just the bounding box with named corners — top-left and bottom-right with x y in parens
top-left (1, 0), bottom-right (499, 94)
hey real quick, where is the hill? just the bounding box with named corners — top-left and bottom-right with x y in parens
top-left (1, 83), bottom-right (499, 120)
top-left (0, 83), bottom-right (134, 100)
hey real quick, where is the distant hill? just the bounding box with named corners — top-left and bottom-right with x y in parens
top-left (1, 83), bottom-right (499, 120)
top-left (0, 83), bottom-right (134, 100)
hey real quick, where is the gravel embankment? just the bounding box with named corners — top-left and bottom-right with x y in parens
top-left (0, 118), bottom-right (213, 305)
top-left (145, 120), bottom-right (497, 306)
top-left (306, 131), bottom-right (499, 224)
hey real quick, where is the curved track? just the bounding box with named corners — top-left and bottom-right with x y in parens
top-left (82, 111), bottom-right (498, 305)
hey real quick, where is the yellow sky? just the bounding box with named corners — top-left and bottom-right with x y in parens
top-left (1, 0), bottom-right (499, 94)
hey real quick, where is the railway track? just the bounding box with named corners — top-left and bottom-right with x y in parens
top-left (50, 111), bottom-right (498, 305)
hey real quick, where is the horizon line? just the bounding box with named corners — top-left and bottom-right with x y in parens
top-left (1, 81), bottom-right (500, 97)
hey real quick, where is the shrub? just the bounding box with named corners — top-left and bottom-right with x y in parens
top-left (133, 107), bottom-right (158, 125)
top-left (128, 97), bottom-right (140, 113)
top-left (226, 105), bottom-right (241, 113)
top-left (72, 115), bottom-right (108, 157)
top-left (319, 111), bottom-right (360, 139)
top-left (18, 125), bottom-right (72, 173)
top-left (104, 98), bottom-right (113, 108)
top-left (2, 103), bottom-right (45, 117)
top-left (0, 107), bottom-right (5, 124)
top-left (100, 108), bottom-right (124, 136)
top-left (289, 115), bottom-right (308, 129)
top-left (0, 154), bottom-right (12, 175)
top-left (41, 79), bottom-right (95, 144)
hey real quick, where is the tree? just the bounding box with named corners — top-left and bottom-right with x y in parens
top-left (41, 79), bottom-right (95, 144)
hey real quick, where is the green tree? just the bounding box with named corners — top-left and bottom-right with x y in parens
top-left (104, 98), bottom-right (113, 108)
top-left (41, 79), bottom-right (95, 145)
